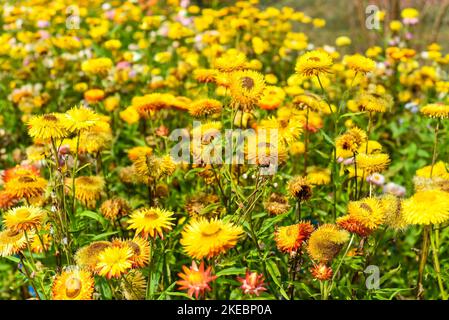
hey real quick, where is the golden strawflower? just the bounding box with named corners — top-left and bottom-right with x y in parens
top-left (96, 245), bottom-right (134, 279)
top-left (52, 268), bottom-right (95, 300)
top-left (180, 217), bottom-right (243, 259)
top-left (307, 224), bottom-right (349, 263)
top-left (403, 189), bottom-right (449, 225)
top-left (3, 205), bottom-right (44, 232)
top-left (127, 207), bottom-right (175, 239)
top-left (295, 50), bottom-right (333, 77)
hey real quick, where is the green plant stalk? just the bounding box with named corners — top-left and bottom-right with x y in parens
top-left (430, 227), bottom-right (448, 300)
top-left (327, 233), bottom-right (355, 297)
top-left (417, 225), bottom-right (431, 299)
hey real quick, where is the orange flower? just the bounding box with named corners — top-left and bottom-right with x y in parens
top-left (177, 261), bottom-right (217, 299)
top-left (311, 263), bottom-right (333, 281)
top-left (336, 215), bottom-right (372, 237)
top-left (275, 221), bottom-right (314, 253)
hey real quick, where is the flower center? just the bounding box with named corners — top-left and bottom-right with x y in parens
top-left (15, 208), bottom-right (31, 219)
top-left (43, 114), bottom-right (58, 121)
top-left (201, 224), bottom-right (221, 237)
top-left (19, 176), bottom-right (35, 183)
top-left (65, 277), bottom-right (82, 298)
top-left (308, 57), bottom-right (321, 62)
top-left (241, 77), bottom-right (255, 90)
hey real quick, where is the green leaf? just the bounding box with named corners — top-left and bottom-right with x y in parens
top-left (91, 231), bottom-right (119, 241)
top-left (320, 130), bottom-right (335, 147)
top-left (78, 210), bottom-right (108, 228)
top-left (216, 267), bottom-right (246, 277)
top-left (265, 260), bottom-right (289, 300)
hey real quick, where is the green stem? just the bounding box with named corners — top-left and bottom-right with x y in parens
top-left (430, 227), bottom-right (448, 300)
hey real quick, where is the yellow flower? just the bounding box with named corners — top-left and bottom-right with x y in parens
top-left (380, 195), bottom-right (408, 231)
top-left (354, 92), bottom-right (393, 113)
top-left (112, 237), bottom-right (150, 268)
top-left (96, 246), bottom-right (134, 279)
top-left (401, 8), bottom-right (419, 19)
top-left (70, 176), bottom-right (104, 208)
top-left (306, 167), bottom-right (331, 185)
top-left (335, 36), bottom-right (351, 47)
top-left (121, 270), bottom-right (146, 300)
top-left (180, 217), bottom-right (243, 259)
top-left (215, 50), bottom-right (247, 73)
top-left (63, 106), bottom-right (101, 133)
top-left (356, 153), bottom-right (390, 175)
top-left (27, 113), bottom-right (68, 141)
top-left (420, 103), bottom-right (449, 119)
top-left (344, 54), bottom-right (376, 74)
top-left (415, 161), bottom-right (449, 180)
top-left (389, 20), bottom-right (402, 32)
top-left (229, 70), bottom-right (265, 110)
top-left (189, 99), bottom-right (222, 117)
top-left (120, 106), bottom-right (140, 124)
top-left (4, 175), bottom-right (47, 200)
top-left (287, 176), bottom-right (312, 201)
top-left (81, 57), bottom-right (112, 75)
top-left (307, 224), bottom-right (349, 263)
top-left (295, 50), bottom-right (333, 77)
top-left (84, 89), bottom-right (105, 104)
top-left (348, 197), bottom-right (385, 230)
top-left (0, 228), bottom-right (33, 257)
top-left (275, 221), bottom-right (314, 253)
top-left (100, 198), bottom-right (131, 221)
top-left (3, 205), bottom-right (44, 232)
top-left (75, 241), bottom-right (112, 272)
top-left (127, 207), bottom-right (175, 239)
top-left (336, 127), bottom-right (368, 158)
top-left (403, 189), bottom-right (449, 225)
top-left (52, 268), bottom-right (95, 300)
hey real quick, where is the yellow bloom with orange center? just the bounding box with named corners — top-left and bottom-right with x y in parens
top-left (229, 70), bottom-right (265, 110)
top-left (96, 246), bottom-right (134, 279)
top-left (52, 268), bottom-right (95, 300)
top-left (112, 237), bottom-right (150, 268)
top-left (4, 175), bottom-right (47, 200)
top-left (3, 205), bottom-right (44, 232)
top-left (128, 207), bottom-right (175, 239)
top-left (180, 217), bottom-right (243, 259)
top-left (275, 221), bottom-right (314, 253)
top-left (295, 50), bottom-right (333, 77)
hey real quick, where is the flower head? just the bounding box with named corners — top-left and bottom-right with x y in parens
top-left (180, 217), bottom-right (243, 259)
top-left (295, 50), bottom-right (333, 77)
top-left (307, 224), bottom-right (349, 263)
top-left (128, 207), bottom-right (175, 239)
top-left (52, 268), bottom-right (95, 300)
top-left (3, 205), bottom-right (44, 232)
top-left (96, 246), bottom-right (134, 279)
top-left (275, 221), bottom-right (314, 253)
top-left (177, 261), bottom-right (217, 299)
top-left (237, 271), bottom-right (267, 296)
top-left (403, 189), bottom-right (449, 225)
